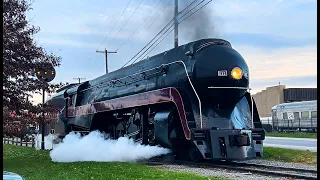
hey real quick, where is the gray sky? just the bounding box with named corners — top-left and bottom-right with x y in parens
top-left (26, 0), bottom-right (317, 103)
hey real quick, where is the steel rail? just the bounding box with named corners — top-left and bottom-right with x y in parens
top-left (145, 157), bottom-right (317, 180)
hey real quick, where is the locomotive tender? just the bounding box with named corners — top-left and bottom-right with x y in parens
top-left (46, 38), bottom-right (265, 162)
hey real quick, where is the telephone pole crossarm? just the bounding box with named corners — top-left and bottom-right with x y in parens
top-left (73, 77), bottom-right (86, 84)
top-left (96, 49), bottom-right (117, 74)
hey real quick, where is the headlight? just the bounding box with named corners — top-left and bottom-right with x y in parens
top-left (231, 67), bottom-right (243, 80)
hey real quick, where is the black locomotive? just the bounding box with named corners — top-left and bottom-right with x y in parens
top-left (46, 38), bottom-right (265, 162)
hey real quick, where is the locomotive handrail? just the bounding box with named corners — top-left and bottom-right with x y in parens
top-left (195, 40), bottom-right (232, 53)
top-left (174, 60), bottom-right (203, 128)
top-left (67, 60), bottom-right (203, 128)
top-left (208, 86), bottom-right (254, 128)
top-left (77, 63), bottom-right (177, 93)
top-left (196, 42), bottom-right (215, 53)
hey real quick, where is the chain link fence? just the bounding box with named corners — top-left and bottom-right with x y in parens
top-left (261, 118), bottom-right (317, 133)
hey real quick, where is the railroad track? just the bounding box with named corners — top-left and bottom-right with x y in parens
top-left (145, 156), bottom-right (317, 180)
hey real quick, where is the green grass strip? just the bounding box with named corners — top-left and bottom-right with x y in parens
top-left (266, 132), bottom-right (317, 139)
top-left (263, 147), bottom-right (317, 165)
top-left (4, 144), bottom-right (227, 180)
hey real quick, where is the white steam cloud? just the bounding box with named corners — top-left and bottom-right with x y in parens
top-left (50, 131), bottom-right (171, 163)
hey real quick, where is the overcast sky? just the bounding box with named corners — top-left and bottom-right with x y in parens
top-left (27, 0), bottom-right (317, 103)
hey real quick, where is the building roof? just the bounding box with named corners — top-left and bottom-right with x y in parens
top-left (271, 100), bottom-right (317, 110)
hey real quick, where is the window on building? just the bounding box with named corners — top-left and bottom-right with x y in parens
top-left (283, 112), bottom-right (288, 120)
top-left (311, 111), bottom-right (317, 118)
top-left (301, 111), bottom-right (309, 119)
top-left (294, 112), bottom-right (300, 120)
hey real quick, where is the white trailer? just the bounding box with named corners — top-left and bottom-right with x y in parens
top-left (271, 100), bottom-right (317, 132)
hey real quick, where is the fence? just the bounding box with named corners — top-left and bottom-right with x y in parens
top-left (3, 136), bottom-right (35, 147)
top-left (3, 134), bottom-right (58, 150)
top-left (261, 118), bottom-right (317, 132)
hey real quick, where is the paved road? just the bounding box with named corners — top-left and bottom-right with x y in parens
top-left (264, 136), bottom-right (317, 152)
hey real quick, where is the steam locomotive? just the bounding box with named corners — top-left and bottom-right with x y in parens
top-left (46, 38), bottom-right (265, 162)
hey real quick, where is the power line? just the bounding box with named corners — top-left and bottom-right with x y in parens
top-left (106, 0), bottom-right (167, 64)
top-left (125, 0), bottom-right (208, 66)
top-left (139, 27), bottom-right (174, 62)
top-left (116, 0), bottom-right (172, 68)
top-left (136, 0), bottom-right (210, 63)
top-left (93, 0), bottom-right (144, 70)
top-left (130, 0), bottom-right (173, 48)
top-left (106, 0), bottom-right (145, 47)
top-left (137, 0), bottom-right (213, 63)
top-left (131, 0), bottom-right (199, 49)
top-left (28, 14), bottom-right (36, 23)
top-left (114, 0), bottom-right (165, 52)
top-left (96, 0), bottom-right (133, 51)
top-left (123, 0), bottom-right (203, 67)
top-left (88, 0), bottom-right (132, 69)
top-left (53, 49), bottom-right (62, 56)
top-left (128, 22), bottom-right (174, 66)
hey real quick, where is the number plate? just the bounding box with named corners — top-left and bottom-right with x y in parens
top-left (218, 70), bottom-right (228, 76)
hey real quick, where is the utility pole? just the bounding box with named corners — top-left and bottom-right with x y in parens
top-left (96, 48), bottom-right (117, 73)
top-left (174, 0), bottom-right (179, 48)
top-left (41, 88), bottom-right (45, 150)
top-left (73, 77), bottom-right (86, 84)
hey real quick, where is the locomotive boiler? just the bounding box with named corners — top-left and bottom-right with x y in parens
top-left (46, 38), bottom-right (265, 162)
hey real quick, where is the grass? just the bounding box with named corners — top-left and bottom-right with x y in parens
top-left (263, 147), bottom-right (317, 165)
top-left (3, 144), bottom-right (227, 180)
top-left (266, 132), bottom-right (317, 139)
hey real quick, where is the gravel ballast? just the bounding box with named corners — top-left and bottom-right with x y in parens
top-left (148, 159), bottom-right (317, 180)
top-left (155, 164), bottom-right (283, 180)
top-left (238, 159), bottom-right (317, 170)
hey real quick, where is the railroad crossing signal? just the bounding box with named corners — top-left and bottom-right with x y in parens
top-left (36, 64), bottom-right (56, 82)
top-left (35, 64), bottom-right (56, 150)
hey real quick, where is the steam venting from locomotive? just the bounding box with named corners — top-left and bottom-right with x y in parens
top-left (50, 131), bottom-right (171, 163)
top-left (160, 0), bottom-right (219, 41)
